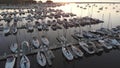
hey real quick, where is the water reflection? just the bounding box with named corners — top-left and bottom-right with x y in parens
top-left (0, 3), bottom-right (120, 68)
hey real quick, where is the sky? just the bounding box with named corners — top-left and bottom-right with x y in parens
top-left (35, 0), bottom-right (120, 2)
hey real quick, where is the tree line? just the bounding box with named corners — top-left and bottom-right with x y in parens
top-left (0, 0), bottom-right (36, 5)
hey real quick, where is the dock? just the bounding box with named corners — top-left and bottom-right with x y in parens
top-left (0, 43), bottom-right (74, 60)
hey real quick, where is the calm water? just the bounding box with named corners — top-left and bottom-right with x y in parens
top-left (0, 3), bottom-right (120, 68)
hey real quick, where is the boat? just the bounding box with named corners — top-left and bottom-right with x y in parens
top-left (104, 38), bottom-right (120, 48)
top-left (35, 21), bottom-right (43, 31)
top-left (87, 41), bottom-right (103, 53)
top-left (10, 43), bottom-right (18, 53)
top-left (32, 37), bottom-right (40, 48)
top-left (5, 56), bottom-right (16, 68)
top-left (20, 55), bottom-right (30, 68)
top-left (41, 36), bottom-right (49, 46)
top-left (21, 41), bottom-right (30, 52)
top-left (11, 25), bottom-right (17, 34)
top-left (37, 24), bottom-right (43, 31)
top-left (3, 26), bottom-right (10, 35)
top-left (57, 35), bottom-right (67, 44)
top-left (93, 41), bottom-right (103, 52)
top-left (71, 45), bottom-right (84, 57)
top-left (42, 23), bottom-right (49, 31)
top-left (79, 41), bottom-right (95, 54)
top-left (62, 46), bottom-right (73, 61)
top-left (98, 40), bottom-right (112, 49)
top-left (26, 21), bottom-right (34, 32)
top-left (36, 52), bottom-right (47, 67)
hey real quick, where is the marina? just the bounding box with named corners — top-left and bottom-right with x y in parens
top-left (0, 0), bottom-right (120, 68)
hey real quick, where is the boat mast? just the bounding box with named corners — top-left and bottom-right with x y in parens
top-left (107, 13), bottom-right (111, 29)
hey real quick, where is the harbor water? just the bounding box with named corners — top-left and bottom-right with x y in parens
top-left (0, 3), bottom-right (120, 68)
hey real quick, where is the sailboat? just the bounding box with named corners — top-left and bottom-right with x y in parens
top-left (36, 52), bottom-right (47, 67)
top-left (62, 46), bottom-right (73, 61)
top-left (20, 55), bottom-right (30, 68)
top-left (26, 21), bottom-right (34, 32)
top-left (3, 25), bottom-right (10, 35)
top-left (10, 43), bottom-right (18, 53)
top-left (98, 39), bottom-right (112, 49)
top-left (21, 41), bottom-right (30, 52)
top-left (41, 35), bottom-right (49, 47)
top-left (32, 37), bottom-right (40, 48)
top-left (71, 45), bottom-right (84, 57)
top-left (5, 56), bottom-right (16, 68)
top-left (79, 41), bottom-right (95, 54)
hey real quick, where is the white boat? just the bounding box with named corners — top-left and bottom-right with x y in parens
top-left (62, 46), bottom-right (73, 61)
top-left (5, 56), bottom-right (16, 68)
top-left (93, 41), bottom-right (103, 52)
top-left (98, 40), bottom-right (112, 49)
top-left (58, 35), bottom-right (67, 43)
top-left (41, 36), bottom-right (49, 46)
top-left (32, 37), bottom-right (40, 48)
top-left (87, 41), bottom-right (103, 53)
top-left (21, 41), bottom-right (30, 52)
top-left (3, 26), bottom-right (10, 35)
top-left (12, 26), bottom-right (17, 34)
top-left (79, 41), bottom-right (95, 54)
top-left (71, 45), bottom-right (83, 57)
top-left (36, 52), bottom-right (47, 67)
top-left (20, 55), bottom-right (30, 68)
top-left (109, 39), bottom-right (120, 47)
top-left (37, 23), bottom-right (43, 31)
top-left (26, 22), bottom-right (33, 31)
top-left (10, 43), bottom-right (18, 53)
top-left (74, 32), bottom-right (83, 38)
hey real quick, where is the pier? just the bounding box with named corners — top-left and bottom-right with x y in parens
top-left (0, 42), bottom-right (74, 60)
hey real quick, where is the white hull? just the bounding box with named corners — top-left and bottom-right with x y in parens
top-left (41, 36), bottom-right (49, 46)
top-left (71, 45), bottom-right (83, 57)
top-left (5, 56), bottom-right (16, 68)
top-left (98, 40), bottom-right (112, 49)
top-left (20, 55), bottom-right (30, 68)
top-left (62, 47), bottom-right (73, 61)
top-left (3, 27), bottom-right (10, 34)
top-left (10, 43), bottom-right (18, 53)
top-left (21, 41), bottom-right (30, 52)
top-left (12, 27), bottom-right (17, 34)
top-left (32, 39), bottom-right (40, 48)
top-left (79, 41), bottom-right (95, 54)
top-left (36, 52), bottom-right (47, 67)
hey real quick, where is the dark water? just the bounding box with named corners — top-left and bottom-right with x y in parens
top-left (0, 3), bottom-right (120, 68)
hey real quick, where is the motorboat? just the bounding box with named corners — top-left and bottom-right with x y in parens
top-left (3, 26), bottom-right (10, 35)
top-left (41, 36), bottom-right (49, 46)
top-left (62, 46), bottom-right (73, 61)
top-left (26, 21), bottom-right (34, 32)
top-left (87, 41), bottom-right (103, 53)
top-left (79, 41), bottom-right (95, 54)
top-left (36, 52), bottom-right (47, 67)
top-left (93, 41), bottom-right (104, 52)
top-left (11, 25), bottom-right (17, 34)
top-left (104, 38), bottom-right (120, 48)
top-left (21, 41), bottom-right (30, 52)
top-left (35, 21), bottom-right (43, 31)
top-left (71, 45), bottom-right (83, 57)
top-left (10, 43), bottom-right (18, 53)
top-left (98, 40), bottom-right (112, 49)
top-left (58, 35), bottom-right (67, 44)
top-left (32, 37), bottom-right (40, 48)
top-left (20, 55), bottom-right (30, 68)
top-left (5, 56), bottom-right (16, 68)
